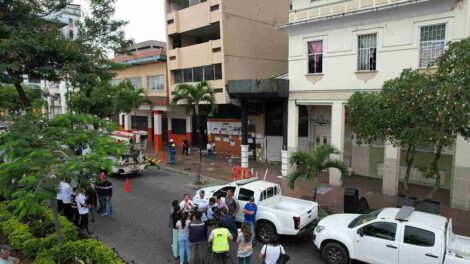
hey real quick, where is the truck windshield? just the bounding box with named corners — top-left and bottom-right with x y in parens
top-left (348, 209), bottom-right (383, 228)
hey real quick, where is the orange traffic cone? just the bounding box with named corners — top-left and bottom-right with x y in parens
top-left (161, 152), bottom-right (166, 161)
top-left (124, 178), bottom-right (131, 193)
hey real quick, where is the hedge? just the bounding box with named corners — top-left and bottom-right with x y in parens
top-left (34, 240), bottom-right (123, 264)
top-left (0, 202), bottom-right (76, 257)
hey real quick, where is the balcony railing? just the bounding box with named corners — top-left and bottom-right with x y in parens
top-left (286, 0), bottom-right (432, 25)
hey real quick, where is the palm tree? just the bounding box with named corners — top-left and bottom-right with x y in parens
top-left (287, 144), bottom-right (348, 201)
top-left (171, 81), bottom-right (217, 184)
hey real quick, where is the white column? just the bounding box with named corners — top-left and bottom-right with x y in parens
top-left (329, 101), bottom-right (345, 186)
top-left (451, 136), bottom-right (470, 210)
top-left (59, 81), bottom-right (67, 114)
top-left (124, 113), bottom-right (132, 131)
top-left (281, 150), bottom-right (288, 177)
top-left (286, 100), bottom-right (299, 175)
top-left (383, 142), bottom-right (400, 196)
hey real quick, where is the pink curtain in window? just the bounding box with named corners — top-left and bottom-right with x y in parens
top-left (308, 41), bottom-right (323, 53)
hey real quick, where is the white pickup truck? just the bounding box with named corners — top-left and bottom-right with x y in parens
top-left (313, 206), bottom-right (470, 264)
top-left (196, 178), bottom-right (318, 243)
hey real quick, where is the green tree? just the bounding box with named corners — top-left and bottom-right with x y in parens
top-left (0, 113), bottom-right (124, 241)
top-left (419, 38), bottom-right (470, 198)
top-left (287, 144), bottom-right (348, 201)
top-left (0, 85), bottom-right (43, 115)
top-left (348, 69), bottom-right (434, 196)
top-left (0, 0), bottom-right (131, 107)
top-left (67, 80), bottom-right (150, 119)
top-left (171, 81), bottom-right (217, 184)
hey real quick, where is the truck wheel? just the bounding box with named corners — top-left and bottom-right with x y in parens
top-left (256, 221), bottom-right (278, 244)
top-left (322, 242), bottom-right (349, 264)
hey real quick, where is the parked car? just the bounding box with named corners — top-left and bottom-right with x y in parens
top-left (195, 178), bottom-right (318, 243)
top-left (314, 206), bottom-right (470, 264)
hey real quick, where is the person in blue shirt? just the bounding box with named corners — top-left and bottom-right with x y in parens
top-left (243, 196), bottom-right (258, 246)
top-left (169, 139), bottom-right (177, 165)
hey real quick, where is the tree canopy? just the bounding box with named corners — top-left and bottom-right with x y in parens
top-left (0, 0), bottom-right (132, 110)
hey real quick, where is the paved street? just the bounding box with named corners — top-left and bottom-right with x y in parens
top-left (91, 167), bottom-right (326, 264)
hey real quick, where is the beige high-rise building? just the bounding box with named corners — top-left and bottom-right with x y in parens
top-left (164, 0), bottom-right (290, 153)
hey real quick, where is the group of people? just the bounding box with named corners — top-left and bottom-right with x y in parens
top-left (55, 171), bottom-right (114, 235)
top-left (169, 190), bottom-right (286, 264)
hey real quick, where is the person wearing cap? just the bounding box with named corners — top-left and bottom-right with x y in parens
top-left (243, 196), bottom-right (258, 246)
top-left (0, 245), bottom-right (19, 264)
top-left (169, 139), bottom-right (177, 165)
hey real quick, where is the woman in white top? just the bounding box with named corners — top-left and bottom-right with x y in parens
top-left (176, 212), bottom-right (191, 264)
top-left (259, 237), bottom-right (286, 264)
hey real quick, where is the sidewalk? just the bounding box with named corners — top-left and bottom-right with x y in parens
top-left (147, 148), bottom-right (470, 236)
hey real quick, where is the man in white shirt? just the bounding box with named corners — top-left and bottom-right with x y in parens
top-left (179, 193), bottom-right (194, 213)
top-left (76, 189), bottom-right (92, 235)
top-left (193, 190), bottom-right (209, 221)
top-left (61, 179), bottom-right (73, 221)
top-left (56, 180), bottom-right (65, 213)
top-left (0, 245), bottom-right (19, 264)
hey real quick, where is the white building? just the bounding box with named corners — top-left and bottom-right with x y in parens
top-left (280, 0), bottom-right (470, 210)
top-left (42, 4), bottom-right (81, 118)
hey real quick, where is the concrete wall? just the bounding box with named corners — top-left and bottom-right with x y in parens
top-left (113, 62), bottom-right (168, 98)
top-left (222, 0), bottom-right (290, 81)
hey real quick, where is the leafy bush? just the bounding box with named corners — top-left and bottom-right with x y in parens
top-left (34, 239), bottom-right (124, 264)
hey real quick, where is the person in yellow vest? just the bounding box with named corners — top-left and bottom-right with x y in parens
top-left (208, 220), bottom-right (234, 264)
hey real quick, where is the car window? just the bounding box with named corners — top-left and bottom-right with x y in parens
top-left (349, 209), bottom-right (383, 228)
top-left (267, 187), bottom-right (274, 198)
top-left (214, 186), bottom-right (236, 198)
top-left (238, 188), bottom-right (254, 202)
top-left (404, 226), bottom-right (435, 247)
top-left (362, 222), bottom-right (397, 241)
top-left (260, 190), bottom-right (266, 201)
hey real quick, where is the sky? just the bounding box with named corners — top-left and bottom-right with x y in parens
top-left (73, 0), bottom-right (167, 43)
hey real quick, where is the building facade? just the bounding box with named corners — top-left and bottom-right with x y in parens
top-left (281, 0), bottom-right (470, 210)
top-left (112, 41), bottom-right (178, 152)
top-left (42, 4), bottom-right (81, 119)
top-left (164, 0), bottom-right (290, 157)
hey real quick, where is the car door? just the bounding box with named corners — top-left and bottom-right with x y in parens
top-left (354, 221), bottom-right (400, 264)
top-left (235, 188), bottom-right (255, 222)
top-left (399, 225), bottom-right (442, 264)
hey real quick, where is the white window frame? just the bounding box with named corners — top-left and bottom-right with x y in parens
top-left (147, 75), bottom-right (164, 91)
top-left (357, 33), bottom-right (377, 72)
top-left (419, 24), bottom-right (446, 68)
top-left (307, 40), bottom-right (323, 74)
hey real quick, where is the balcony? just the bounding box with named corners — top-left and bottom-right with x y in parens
top-left (286, 0), bottom-right (432, 25)
top-left (167, 0), bottom-right (221, 35)
top-left (168, 39), bottom-right (222, 70)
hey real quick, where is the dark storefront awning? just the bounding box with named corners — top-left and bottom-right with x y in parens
top-left (227, 78), bottom-right (289, 99)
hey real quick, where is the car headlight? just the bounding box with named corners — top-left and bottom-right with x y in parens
top-left (315, 225), bottom-right (325, 233)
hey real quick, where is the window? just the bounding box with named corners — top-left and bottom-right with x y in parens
top-left (260, 187), bottom-right (277, 201)
top-left (193, 67), bottom-right (203, 82)
top-left (173, 70), bottom-right (183, 84)
top-left (404, 226), bottom-right (435, 247)
top-left (238, 188), bottom-right (254, 201)
top-left (171, 118), bottom-right (186, 135)
top-left (68, 30), bottom-right (74, 39)
top-left (183, 69), bottom-right (193, 83)
top-left (68, 18), bottom-right (73, 26)
top-left (214, 186), bottom-right (236, 198)
top-left (173, 64), bottom-right (222, 84)
top-left (167, 19), bottom-right (174, 25)
top-left (210, 4), bottom-right (219, 11)
top-left (148, 75), bottom-right (164, 91)
top-left (357, 34), bottom-right (377, 71)
top-left (308, 40), bottom-right (323, 73)
top-left (361, 222), bottom-right (397, 241)
top-left (127, 77), bottom-right (142, 89)
top-left (214, 64), bottom-right (222, 80)
top-left (420, 24), bottom-right (446, 67)
top-left (204, 65), bottom-right (214, 81)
